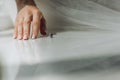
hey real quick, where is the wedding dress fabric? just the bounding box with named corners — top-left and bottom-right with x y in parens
top-left (1, 0), bottom-right (120, 80)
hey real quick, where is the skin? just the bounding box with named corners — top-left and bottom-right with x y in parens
top-left (14, 0), bottom-right (47, 40)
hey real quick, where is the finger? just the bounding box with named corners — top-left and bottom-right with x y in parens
top-left (18, 18), bottom-right (23, 40)
top-left (17, 25), bottom-right (23, 40)
top-left (13, 25), bottom-right (18, 39)
top-left (40, 17), bottom-right (47, 35)
top-left (13, 17), bottom-right (19, 39)
top-left (32, 13), bottom-right (41, 39)
top-left (23, 16), bottom-right (32, 40)
top-left (15, 18), bottom-right (23, 40)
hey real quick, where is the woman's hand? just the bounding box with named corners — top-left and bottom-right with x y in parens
top-left (14, 0), bottom-right (46, 40)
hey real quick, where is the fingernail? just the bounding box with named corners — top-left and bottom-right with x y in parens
top-left (32, 34), bottom-right (36, 39)
top-left (13, 35), bottom-right (16, 39)
top-left (23, 35), bottom-right (28, 40)
top-left (18, 35), bottom-right (22, 40)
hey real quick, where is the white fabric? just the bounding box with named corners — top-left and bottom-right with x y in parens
top-left (0, 0), bottom-right (17, 30)
top-left (4, 0), bottom-right (17, 23)
top-left (2, 0), bottom-right (17, 23)
top-left (1, 0), bottom-right (120, 80)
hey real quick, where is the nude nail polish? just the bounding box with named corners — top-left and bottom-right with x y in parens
top-left (32, 34), bottom-right (36, 39)
top-left (23, 35), bottom-right (28, 40)
top-left (13, 35), bottom-right (16, 39)
top-left (18, 35), bottom-right (22, 40)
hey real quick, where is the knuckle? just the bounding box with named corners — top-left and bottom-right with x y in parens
top-left (34, 10), bottom-right (39, 13)
top-left (18, 31), bottom-right (22, 34)
top-left (25, 12), bottom-right (31, 16)
top-left (24, 20), bottom-right (31, 24)
top-left (34, 10), bottom-right (42, 15)
top-left (24, 31), bottom-right (28, 35)
top-left (32, 31), bottom-right (37, 35)
top-left (33, 21), bottom-right (39, 25)
top-left (15, 18), bottom-right (23, 25)
top-left (24, 26), bottom-right (29, 32)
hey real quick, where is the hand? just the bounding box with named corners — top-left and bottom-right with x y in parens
top-left (13, 5), bottom-right (46, 40)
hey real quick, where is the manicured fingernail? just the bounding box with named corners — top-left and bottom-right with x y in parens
top-left (18, 35), bottom-right (22, 40)
top-left (23, 35), bottom-right (28, 40)
top-left (32, 34), bottom-right (36, 39)
top-left (13, 35), bottom-right (16, 39)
